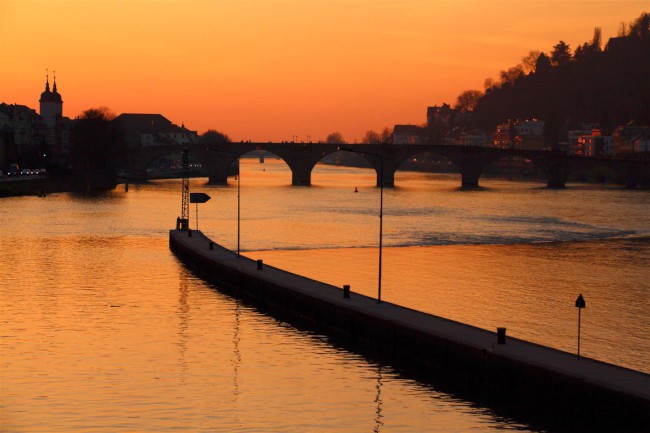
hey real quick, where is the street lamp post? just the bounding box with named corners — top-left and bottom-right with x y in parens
top-left (207, 147), bottom-right (241, 257)
top-left (339, 146), bottom-right (384, 304)
top-left (575, 294), bottom-right (586, 359)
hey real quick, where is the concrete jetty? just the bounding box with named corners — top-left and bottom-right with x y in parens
top-left (170, 229), bottom-right (650, 432)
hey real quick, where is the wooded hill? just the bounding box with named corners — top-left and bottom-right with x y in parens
top-left (469, 12), bottom-right (649, 141)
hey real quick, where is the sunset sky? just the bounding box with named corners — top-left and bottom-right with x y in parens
top-left (1, 0), bottom-right (647, 142)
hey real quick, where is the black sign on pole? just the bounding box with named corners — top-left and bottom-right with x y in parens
top-left (189, 193), bottom-right (211, 230)
top-left (190, 192), bottom-right (211, 204)
top-left (575, 294), bottom-right (586, 359)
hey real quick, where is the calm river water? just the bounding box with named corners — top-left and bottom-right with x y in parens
top-left (1, 158), bottom-right (648, 432)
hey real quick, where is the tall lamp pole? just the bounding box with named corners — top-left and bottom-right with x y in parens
top-left (207, 147), bottom-right (241, 257)
top-left (339, 146), bottom-right (384, 304)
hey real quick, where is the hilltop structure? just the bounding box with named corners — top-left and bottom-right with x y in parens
top-left (39, 73), bottom-right (63, 128)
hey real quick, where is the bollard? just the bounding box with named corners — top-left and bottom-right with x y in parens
top-left (497, 327), bottom-right (507, 345)
top-left (209, 241), bottom-right (214, 250)
top-left (343, 285), bottom-right (350, 299)
top-left (257, 259), bottom-right (263, 270)
top-left (188, 229), bottom-right (192, 237)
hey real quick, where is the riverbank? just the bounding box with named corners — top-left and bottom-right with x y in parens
top-left (0, 169), bottom-right (118, 197)
top-left (170, 228), bottom-right (650, 433)
top-left (0, 176), bottom-right (48, 197)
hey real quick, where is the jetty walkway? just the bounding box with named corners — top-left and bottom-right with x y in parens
top-left (170, 228), bottom-right (649, 432)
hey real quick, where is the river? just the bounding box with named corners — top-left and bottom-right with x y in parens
top-left (1, 158), bottom-right (648, 432)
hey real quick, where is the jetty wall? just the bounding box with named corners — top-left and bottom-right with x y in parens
top-left (0, 177), bottom-right (46, 197)
top-left (170, 229), bottom-right (650, 432)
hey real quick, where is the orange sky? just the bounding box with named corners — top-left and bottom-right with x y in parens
top-left (1, 1), bottom-right (647, 142)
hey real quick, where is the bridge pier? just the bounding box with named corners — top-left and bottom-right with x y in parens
top-left (620, 168), bottom-right (650, 189)
top-left (545, 168), bottom-right (570, 189)
top-left (452, 152), bottom-right (487, 188)
top-left (536, 155), bottom-right (573, 189)
top-left (207, 175), bottom-right (228, 185)
top-left (291, 168), bottom-right (312, 186)
top-left (204, 153), bottom-right (238, 185)
top-left (379, 169), bottom-right (395, 187)
top-left (461, 172), bottom-right (481, 188)
top-left (546, 176), bottom-right (567, 189)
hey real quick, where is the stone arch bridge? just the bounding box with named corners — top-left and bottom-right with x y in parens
top-left (123, 142), bottom-right (650, 189)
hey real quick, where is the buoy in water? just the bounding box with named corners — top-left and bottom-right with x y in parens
top-left (354, 186), bottom-right (358, 193)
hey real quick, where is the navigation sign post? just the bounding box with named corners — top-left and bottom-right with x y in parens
top-left (190, 193), bottom-right (211, 230)
top-left (575, 294), bottom-right (586, 360)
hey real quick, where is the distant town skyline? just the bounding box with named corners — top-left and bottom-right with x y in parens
top-left (1, 0), bottom-right (647, 142)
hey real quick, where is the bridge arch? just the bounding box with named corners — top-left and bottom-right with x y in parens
top-left (126, 148), bottom-right (207, 179)
top-left (311, 150), bottom-right (375, 187)
top-left (394, 150), bottom-right (460, 185)
top-left (566, 159), bottom-right (620, 185)
top-left (206, 148), bottom-right (292, 185)
top-left (460, 149), bottom-right (578, 188)
top-left (481, 153), bottom-right (546, 184)
top-left (330, 147), bottom-right (393, 187)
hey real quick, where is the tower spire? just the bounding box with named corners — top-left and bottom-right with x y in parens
top-left (45, 68), bottom-right (50, 92)
top-left (52, 70), bottom-right (57, 93)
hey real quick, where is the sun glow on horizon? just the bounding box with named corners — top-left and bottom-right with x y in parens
top-left (1, 0), bottom-right (647, 141)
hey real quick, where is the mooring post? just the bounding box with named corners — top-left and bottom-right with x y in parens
top-left (188, 229), bottom-right (192, 238)
top-left (257, 259), bottom-right (263, 270)
top-left (497, 327), bottom-right (507, 344)
top-left (209, 241), bottom-right (214, 250)
top-left (343, 284), bottom-right (350, 299)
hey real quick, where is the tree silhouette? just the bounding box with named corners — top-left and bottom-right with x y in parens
top-left (325, 132), bottom-right (345, 144)
top-left (522, 50), bottom-right (542, 73)
top-left (455, 90), bottom-right (483, 112)
top-left (200, 129), bottom-right (230, 144)
top-left (534, 53), bottom-right (552, 75)
top-left (70, 107), bottom-right (122, 170)
top-left (550, 40), bottom-right (572, 66)
top-left (362, 128), bottom-right (392, 144)
top-left (470, 12), bottom-right (650, 132)
top-left (362, 130), bottom-right (382, 144)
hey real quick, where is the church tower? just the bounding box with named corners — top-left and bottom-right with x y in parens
top-left (39, 72), bottom-right (63, 128)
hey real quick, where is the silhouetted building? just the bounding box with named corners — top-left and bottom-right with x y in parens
top-left (576, 129), bottom-right (612, 156)
top-left (392, 125), bottom-right (427, 144)
top-left (445, 128), bottom-right (488, 146)
top-left (612, 125), bottom-right (650, 154)
top-left (0, 103), bottom-right (46, 166)
top-left (37, 73), bottom-right (71, 164)
top-left (632, 131), bottom-right (650, 152)
top-left (426, 104), bottom-right (454, 128)
top-left (491, 119), bottom-right (546, 150)
top-left (113, 113), bottom-right (198, 148)
top-left (492, 122), bottom-right (514, 148)
top-left (39, 74), bottom-right (63, 128)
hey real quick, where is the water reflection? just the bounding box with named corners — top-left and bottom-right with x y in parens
top-left (232, 300), bottom-right (242, 400)
top-left (373, 365), bottom-right (384, 433)
top-left (2, 165), bottom-right (647, 432)
top-left (177, 269), bottom-right (190, 379)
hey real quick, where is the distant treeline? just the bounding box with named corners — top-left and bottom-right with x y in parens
top-left (458, 12), bottom-right (649, 139)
